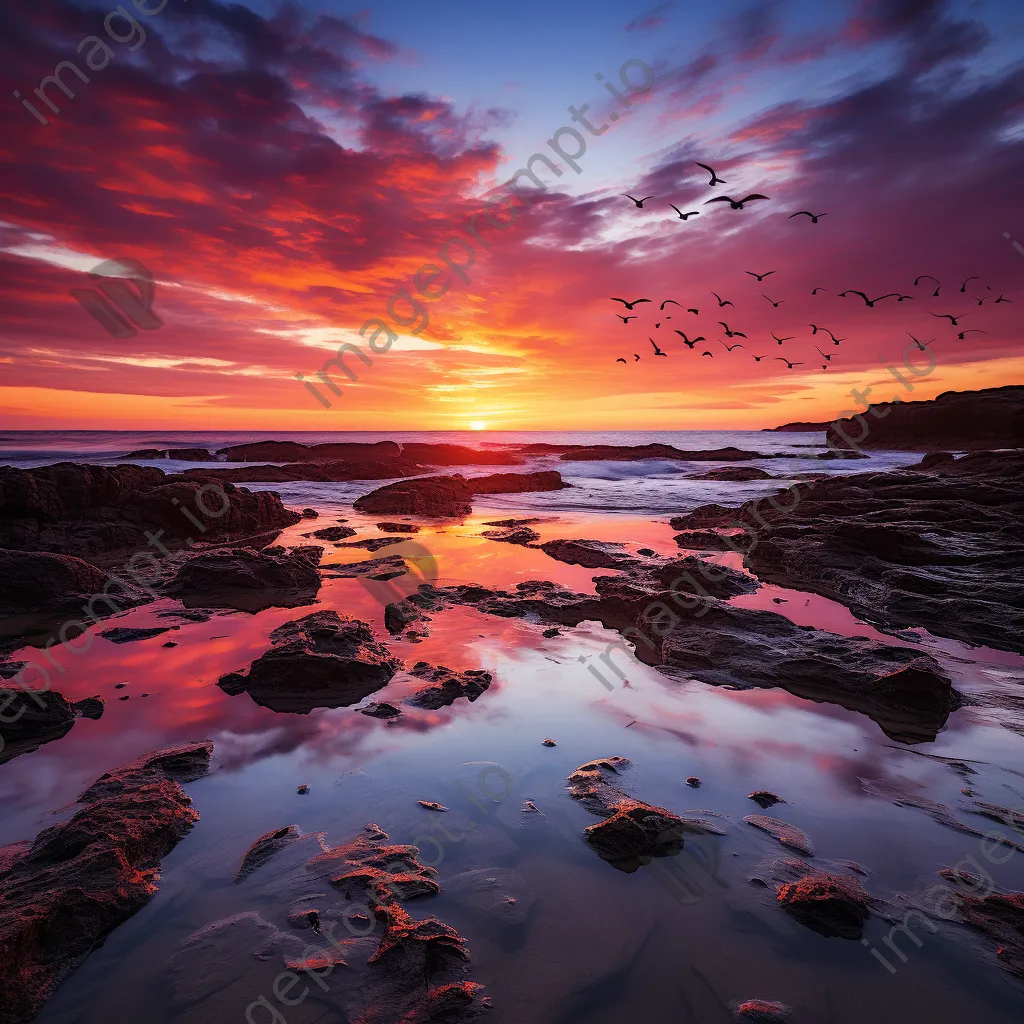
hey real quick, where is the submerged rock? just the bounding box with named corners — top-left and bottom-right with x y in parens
top-left (744, 815), bottom-right (815, 856)
top-left (482, 525), bottom-right (541, 545)
top-left (310, 525), bottom-right (357, 541)
top-left (732, 999), bottom-right (792, 1022)
top-left (539, 539), bottom-right (635, 569)
top-left (956, 891), bottom-right (1024, 978)
top-left (0, 741), bottom-right (212, 1023)
top-left (217, 611), bottom-right (400, 713)
top-left (98, 625), bottom-right (172, 644)
top-left (749, 791), bottom-right (784, 809)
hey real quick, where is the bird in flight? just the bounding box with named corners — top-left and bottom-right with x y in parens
top-left (839, 290), bottom-right (901, 307)
top-left (820, 364), bottom-right (829, 371)
top-left (660, 299), bottom-right (683, 310)
top-left (696, 162), bottom-right (726, 185)
top-left (961, 276), bottom-right (980, 292)
top-left (687, 307), bottom-right (700, 315)
top-left (892, 294), bottom-right (914, 302)
top-left (788, 211), bottom-right (826, 223)
top-left (745, 270), bottom-right (775, 282)
top-left (749, 352), bottom-right (768, 362)
top-left (615, 358), bottom-right (627, 364)
top-left (906, 334), bottom-right (935, 351)
top-left (811, 287), bottom-right (828, 295)
top-left (650, 338), bottom-right (668, 357)
top-left (705, 194), bottom-right (769, 210)
top-left (957, 329), bottom-right (987, 339)
top-left (720, 341), bottom-right (745, 352)
top-left (701, 350), bottom-right (714, 357)
top-left (712, 292), bottom-right (734, 307)
top-left (995, 294), bottom-right (1012, 303)
top-left (669, 205), bottom-right (700, 220)
top-left (673, 331), bottom-right (704, 348)
top-left (633, 353), bottom-right (641, 361)
top-left (771, 332), bottom-right (794, 345)
top-left (762, 294), bottom-right (784, 307)
top-left (930, 312), bottom-right (968, 325)
top-left (622, 194), bottom-right (654, 207)
top-left (611, 297), bottom-right (652, 310)
top-left (775, 357), bottom-right (804, 369)
top-left (971, 295), bottom-right (992, 306)
top-left (615, 315), bottom-right (638, 323)
top-left (815, 345), bottom-right (832, 361)
top-left (719, 321), bottom-right (747, 338)
top-left (914, 274), bottom-right (941, 297)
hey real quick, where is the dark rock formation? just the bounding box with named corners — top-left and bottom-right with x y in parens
top-left (566, 757), bottom-right (724, 870)
top-left (776, 869), bottom-right (872, 939)
top-left (762, 421), bottom-right (831, 433)
top-left (164, 548), bottom-right (321, 611)
top-left (234, 825), bottom-right (302, 883)
top-left (325, 554), bottom-right (411, 581)
top-left (406, 663), bottom-right (492, 709)
top-left (482, 525), bottom-right (540, 545)
top-left (310, 525), bottom-right (357, 541)
top-left (825, 385), bottom-right (1024, 451)
top-left (956, 891), bottom-right (1024, 978)
top-left (467, 470), bottom-right (567, 494)
top-left (97, 626), bottom-right (172, 644)
top-left (0, 741), bottom-right (212, 1024)
top-left (732, 999), bottom-right (792, 1021)
top-left (733, 450), bottom-right (1024, 653)
top-left (119, 447), bottom-right (216, 461)
top-left (673, 530), bottom-right (743, 551)
top-left (0, 549), bottom-right (109, 615)
top-left (217, 439), bottom-right (402, 462)
top-left (217, 611), bottom-right (400, 713)
top-left (517, 443), bottom-right (783, 462)
top-left (693, 466), bottom-right (774, 481)
top-left (539, 539), bottom-right (635, 569)
top-left (0, 691), bottom-right (104, 765)
top-left (354, 475), bottom-right (475, 518)
top-left (0, 463), bottom-right (300, 557)
top-left (377, 522), bottom-right (421, 533)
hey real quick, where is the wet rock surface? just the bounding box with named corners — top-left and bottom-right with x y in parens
top-left (728, 449), bottom-right (1024, 653)
top-left (0, 690), bottom-right (105, 765)
top-left (405, 662), bottom-right (493, 709)
top-left (776, 866), bottom-right (872, 939)
top-left (567, 757), bottom-right (724, 870)
top-left (218, 610), bottom-right (401, 713)
top-left (482, 525), bottom-right (541, 545)
top-left (743, 815), bottom-right (815, 856)
top-left (0, 741), bottom-right (212, 1024)
top-left (165, 548), bottom-right (321, 611)
top-left (0, 463), bottom-right (299, 556)
top-left (955, 891), bottom-right (1024, 978)
top-left (538, 538), bottom-right (635, 569)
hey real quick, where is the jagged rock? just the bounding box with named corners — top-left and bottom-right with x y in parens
top-left (119, 447), bottom-right (216, 461)
top-left (327, 554), bottom-right (411, 581)
top-left (217, 611), bottom-right (400, 713)
top-left (749, 791), bottom-right (784, 809)
top-left (482, 526), bottom-right (541, 545)
top-left (406, 663), bottom-right (492, 709)
top-left (360, 702), bottom-right (402, 719)
top-left (164, 548), bottom-right (321, 611)
top-left (234, 825), bottom-right (303, 883)
top-left (377, 522), bottom-right (421, 533)
top-left (0, 691), bottom-right (105, 765)
top-left (693, 466), bottom-right (774, 481)
top-left (0, 742), bottom-right (212, 1023)
top-left (289, 544), bottom-right (324, 564)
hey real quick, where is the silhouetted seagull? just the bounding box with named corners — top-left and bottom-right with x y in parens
top-left (995, 295), bottom-right (1012, 303)
top-left (930, 312), bottom-right (968, 325)
top-left (616, 357), bottom-right (627, 364)
top-left (750, 352), bottom-right (768, 362)
top-left (719, 341), bottom-right (745, 352)
top-left (775, 357), bottom-right (803, 368)
top-left (839, 290), bottom-right (901, 307)
top-left (622, 194), bottom-right (654, 208)
top-left (789, 211), bottom-right (826, 223)
top-left (815, 345), bottom-right (832, 361)
top-left (696, 162), bottom-right (726, 185)
top-left (914, 274), bottom-right (941, 297)
top-left (705, 194), bottom-right (769, 210)
top-left (719, 321), bottom-right (747, 338)
top-left (701, 350), bottom-right (714, 357)
top-left (660, 299), bottom-right (683, 310)
top-left (712, 292), bottom-right (734, 307)
top-left (673, 331), bottom-right (704, 348)
top-left (771, 332), bottom-right (793, 345)
top-left (745, 270), bottom-right (775, 282)
top-left (669, 205), bottom-right (700, 220)
top-left (906, 334), bottom-right (935, 351)
top-left (650, 338), bottom-right (667, 357)
top-left (611, 297), bottom-right (652, 310)
top-left (961, 276), bottom-right (980, 292)
top-left (957, 329), bottom-right (987, 339)
top-left (763, 294), bottom-right (784, 307)
top-left (811, 287), bottom-right (827, 295)
top-left (615, 315), bottom-right (637, 323)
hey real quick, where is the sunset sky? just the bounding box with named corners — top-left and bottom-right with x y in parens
top-left (2, 0), bottom-right (1023, 431)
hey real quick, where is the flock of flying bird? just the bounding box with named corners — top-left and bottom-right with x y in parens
top-left (611, 161), bottom-right (1010, 372)
top-left (621, 161), bottom-right (826, 223)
